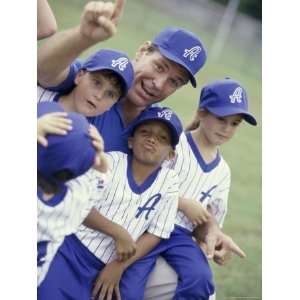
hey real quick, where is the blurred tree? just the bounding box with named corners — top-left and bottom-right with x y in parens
top-left (212, 0), bottom-right (261, 20)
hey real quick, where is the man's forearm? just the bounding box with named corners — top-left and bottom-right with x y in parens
top-left (37, 26), bottom-right (95, 87)
top-left (37, 0), bottom-right (57, 40)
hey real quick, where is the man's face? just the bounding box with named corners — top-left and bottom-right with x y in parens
top-left (129, 121), bottom-right (175, 167)
top-left (126, 45), bottom-right (189, 108)
top-left (199, 111), bottom-right (243, 146)
top-left (73, 70), bottom-right (121, 117)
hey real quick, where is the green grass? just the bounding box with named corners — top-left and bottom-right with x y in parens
top-left (45, 1), bottom-right (262, 298)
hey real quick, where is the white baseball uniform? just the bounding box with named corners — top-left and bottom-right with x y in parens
top-left (76, 151), bottom-right (179, 263)
top-left (37, 169), bottom-right (106, 286)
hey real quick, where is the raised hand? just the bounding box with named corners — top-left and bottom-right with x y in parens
top-left (79, 0), bottom-right (126, 43)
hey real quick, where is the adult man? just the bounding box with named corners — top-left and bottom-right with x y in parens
top-left (37, 1), bottom-right (245, 298)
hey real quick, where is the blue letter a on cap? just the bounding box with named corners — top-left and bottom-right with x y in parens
top-left (135, 194), bottom-right (161, 220)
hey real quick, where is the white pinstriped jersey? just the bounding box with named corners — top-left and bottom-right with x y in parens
top-left (37, 169), bottom-right (107, 286)
top-left (170, 132), bottom-right (231, 231)
top-left (76, 151), bottom-right (179, 264)
top-left (37, 85), bottom-right (59, 104)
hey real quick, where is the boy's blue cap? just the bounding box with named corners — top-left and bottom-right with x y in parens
top-left (199, 78), bottom-right (257, 126)
top-left (37, 102), bottom-right (96, 181)
top-left (127, 107), bottom-right (183, 148)
top-left (81, 49), bottom-right (134, 98)
top-left (153, 27), bottom-right (207, 88)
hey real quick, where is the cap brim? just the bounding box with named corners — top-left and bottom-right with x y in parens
top-left (125, 117), bottom-right (179, 147)
top-left (83, 65), bottom-right (129, 97)
top-left (155, 46), bottom-right (197, 88)
top-left (206, 105), bottom-right (257, 126)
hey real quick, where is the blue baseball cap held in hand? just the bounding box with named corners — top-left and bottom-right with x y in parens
top-left (127, 106), bottom-right (183, 148)
top-left (37, 102), bottom-right (96, 182)
top-left (199, 78), bottom-right (257, 126)
top-left (152, 27), bottom-right (207, 88)
top-left (81, 49), bottom-right (134, 98)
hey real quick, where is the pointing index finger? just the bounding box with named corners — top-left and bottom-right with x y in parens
top-left (229, 240), bottom-right (246, 258)
top-left (111, 0), bottom-right (126, 23)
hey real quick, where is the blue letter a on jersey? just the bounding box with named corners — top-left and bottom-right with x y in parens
top-left (135, 194), bottom-right (161, 220)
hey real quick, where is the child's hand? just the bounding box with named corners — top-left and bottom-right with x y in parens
top-left (89, 125), bottom-right (108, 173)
top-left (37, 112), bottom-right (72, 147)
top-left (92, 260), bottom-right (124, 300)
top-left (179, 197), bottom-right (211, 226)
top-left (113, 227), bottom-right (137, 262)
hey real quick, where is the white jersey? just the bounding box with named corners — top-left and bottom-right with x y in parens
top-left (37, 169), bottom-right (106, 286)
top-left (170, 132), bottom-right (231, 231)
top-left (76, 151), bottom-right (179, 264)
top-left (37, 85), bottom-right (59, 103)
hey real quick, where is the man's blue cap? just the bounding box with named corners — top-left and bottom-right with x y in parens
top-left (199, 78), bottom-right (257, 126)
top-left (37, 102), bottom-right (96, 181)
top-left (152, 27), bottom-right (207, 88)
top-left (81, 49), bottom-right (134, 98)
top-left (127, 107), bottom-right (183, 148)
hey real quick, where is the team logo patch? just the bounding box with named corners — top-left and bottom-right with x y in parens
top-left (229, 87), bottom-right (243, 103)
top-left (157, 109), bottom-right (173, 121)
top-left (135, 194), bottom-right (161, 220)
top-left (183, 46), bottom-right (202, 61)
top-left (111, 57), bottom-right (129, 71)
top-left (200, 185), bottom-right (218, 202)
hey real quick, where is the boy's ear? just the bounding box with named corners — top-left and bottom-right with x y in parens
top-left (128, 137), bottom-right (133, 149)
top-left (135, 41), bottom-right (152, 61)
top-left (197, 109), bottom-right (208, 121)
top-left (74, 69), bottom-right (87, 85)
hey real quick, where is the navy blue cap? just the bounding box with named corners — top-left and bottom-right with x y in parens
top-left (81, 49), bottom-right (134, 98)
top-left (127, 107), bottom-right (183, 148)
top-left (199, 78), bottom-right (257, 126)
top-left (152, 27), bottom-right (207, 88)
top-left (37, 102), bottom-right (96, 181)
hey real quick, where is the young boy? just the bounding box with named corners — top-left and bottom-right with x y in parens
top-left (37, 106), bottom-right (183, 300)
top-left (118, 78), bottom-right (256, 300)
top-left (37, 102), bottom-right (136, 287)
top-left (37, 48), bottom-right (134, 117)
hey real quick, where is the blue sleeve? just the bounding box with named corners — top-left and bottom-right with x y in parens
top-left (87, 115), bottom-right (104, 132)
top-left (40, 60), bottom-right (83, 94)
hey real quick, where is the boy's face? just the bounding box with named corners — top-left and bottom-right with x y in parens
top-left (73, 70), bottom-right (121, 117)
top-left (128, 120), bottom-right (175, 167)
top-left (199, 111), bottom-right (243, 146)
top-left (126, 43), bottom-right (189, 109)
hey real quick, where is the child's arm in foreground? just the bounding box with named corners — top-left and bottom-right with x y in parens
top-left (83, 208), bottom-right (137, 262)
top-left (178, 196), bottom-right (211, 226)
top-left (92, 232), bottom-right (160, 300)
